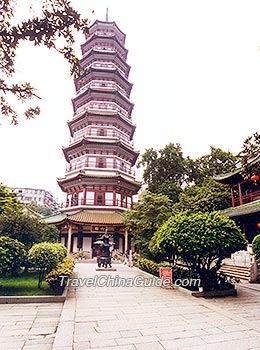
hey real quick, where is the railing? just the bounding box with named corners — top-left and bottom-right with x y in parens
top-left (61, 199), bottom-right (132, 209)
top-left (66, 162), bottom-right (135, 177)
top-left (233, 189), bottom-right (260, 206)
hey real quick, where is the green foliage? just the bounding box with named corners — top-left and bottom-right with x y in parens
top-left (174, 177), bottom-right (231, 213)
top-left (252, 234), bottom-right (260, 259)
top-left (237, 132), bottom-right (260, 178)
top-left (124, 191), bottom-right (172, 258)
top-left (137, 143), bottom-right (186, 202)
top-left (187, 146), bottom-right (237, 186)
top-left (46, 257), bottom-right (74, 293)
top-left (26, 201), bottom-right (53, 216)
top-left (137, 144), bottom-right (237, 204)
top-left (151, 211), bottom-right (247, 290)
top-left (0, 236), bottom-right (26, 277)
top-left (0, 184), bottom-right (20, 214)
top-left (0, 207), bottom-right (59, 249)
top-left (28, 242), bottom-right (67, 288)
top-left (0, 0), bottom-right (89, 124)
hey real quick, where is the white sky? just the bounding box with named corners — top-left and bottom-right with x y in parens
top-left (1, 0), bottom-right (260, 202)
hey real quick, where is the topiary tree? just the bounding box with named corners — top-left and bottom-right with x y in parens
top-left (28, 242), bottom-right (67, 288)
top-left (0, 236), bottom-right (26, 276)
top-left (151, 211), bottom-right (247, 290)
top-left (252, 234), bottom-right (260, 259)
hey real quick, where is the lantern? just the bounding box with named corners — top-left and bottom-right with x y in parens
top-left (257, 223), bottom-right (260, 229)
top-left (251, 174), bottom-right (259, 183)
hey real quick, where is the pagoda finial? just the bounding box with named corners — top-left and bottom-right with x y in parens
top-left (106, 8), bottom-right (109, 21)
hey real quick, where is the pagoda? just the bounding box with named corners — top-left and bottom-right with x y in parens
top-left (48, 17), bottom-right (141, 257)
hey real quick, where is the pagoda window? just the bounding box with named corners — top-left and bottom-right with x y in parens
top-left (106, 158), bottom-right (113, 168)
top-left (99, 128), bottom-right (105, 136)
top-left (96, 192), bottom-right (104, 205)
top-left (105, 192), bottom-right (113, 206)
top-left (86, 191), bottom-right (94, 205)
top-left (98, 157), bottom-right (105, 168)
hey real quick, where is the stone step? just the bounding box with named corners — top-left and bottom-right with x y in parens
top-left (219, 264), bottom-right (250, 281)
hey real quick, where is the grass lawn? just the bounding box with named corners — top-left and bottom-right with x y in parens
top-left (0, 270), bottom-right (56, 296)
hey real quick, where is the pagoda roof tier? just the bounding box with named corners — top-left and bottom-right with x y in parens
top-left (80, 49), bottom-right (131, 78)
top-left (68, 112), bottom-right (136, 140)
top-left (62, 138), bottom-right (139, 165)
top-left (57, 172), bottom-right (142, 193)
top-left (43, 210), bottom-right (125, 225)
top-left (214, 154), bottom-right (260, 185)
top-left (72, 86), bottom-right (134, 113)
top-left (75, 67), bottom-right (133, 95)
top-left (88, 20), bottom-right (126, 44)
top-left (72, 88), bottom-right (134, 115)
top-left (81, 33), bottom-right (128, 60)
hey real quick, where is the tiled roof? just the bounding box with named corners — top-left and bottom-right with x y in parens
top-left (221, 200), bottom-right (260, 218)
top-left (43, 210), bottom-right (124, 225)
top-left (69, 211), bottom-right (124, 224)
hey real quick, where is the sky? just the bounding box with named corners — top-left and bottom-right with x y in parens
top-left (1, 0), bottom-right (260, 203)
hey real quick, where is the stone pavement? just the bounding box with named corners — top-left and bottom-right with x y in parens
top-left (52, 263), bottom-right (260, 350)
top-left (0, 263), bottom-right (260, 350)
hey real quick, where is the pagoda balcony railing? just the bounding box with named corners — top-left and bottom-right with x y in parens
top-left (66, 162), bottom-right (136, 177)
top-left (61, 199), bottom-right (132, 209)
top-left (233, 189), bottom-right (260, 206)
top-left (74, 102), bottom-right (129, 119)
top-left (77, 81), bottom-right (127, 97)
top-left (71, 130), bottom-right (133, 147)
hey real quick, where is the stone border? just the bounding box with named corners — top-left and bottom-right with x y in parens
top-left (0, 284), bottom-right (68, 304)
top-left (176, 285), bottom-right (237, 297)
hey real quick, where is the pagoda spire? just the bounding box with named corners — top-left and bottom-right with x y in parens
top-left (106, 8), bottom-right (109, 21)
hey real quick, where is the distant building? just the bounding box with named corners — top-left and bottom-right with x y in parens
top-left (11, 187), bottom-right (59, 213)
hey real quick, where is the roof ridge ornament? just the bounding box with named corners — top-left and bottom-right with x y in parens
top-left (106, 8), bottom-right (109, 22)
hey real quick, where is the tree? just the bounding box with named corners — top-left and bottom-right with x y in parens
top-left (0, 0), bottom-right (89, 124)
top-left (252, 234), bottom-right (260, 259)
top-left (0, 236), bottom-right (26, 276)
top-left (187, 146), bottom-right (237, 186)
top-left (174, 177), bottom-right (231, 213)
top-left (151, 211), bottom-right (247, 290)
top-left (26, 201), bottom-right (53, 216)
top-left (137, 143), bottom-right (186, 202)
top-left (237, 132), bottom-right (260, 178)
top-left (124, 191), bottom-right (172, 259)
top-left (0, 207), bottom-right (59, 249)
top-left (0, 184), bottom-right (20, 214)
top-left (137, 144), bottom-right (237, 203)
top-left (28, 242), bottom-right (67, 288)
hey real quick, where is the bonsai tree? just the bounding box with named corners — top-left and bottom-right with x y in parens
top-left (151, 211), bottom-right (247, 290)
top-left (252, 234), bottom-right (260, 259)
top-left (28, 242), bottom-right (67, 288)
top-left (0, 236), bottom-right (26, 276)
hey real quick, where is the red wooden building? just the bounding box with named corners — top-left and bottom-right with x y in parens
top-left (214, 155), bottom-right (260, 243)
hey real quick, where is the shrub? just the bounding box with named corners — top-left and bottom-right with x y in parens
top-left (0, 236), bottom-right (26, 276)
top-left (151, 211), bottom-right (247, 290)
top-left (252, 234), bottom-right (260, 259)
top-left (45, 257), bottom-right (75, 293)
top-left (28, 242), bottom-right (67, 288)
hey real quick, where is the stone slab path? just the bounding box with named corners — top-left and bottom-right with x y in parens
top-left (1, 263), bottom-right (260, 350)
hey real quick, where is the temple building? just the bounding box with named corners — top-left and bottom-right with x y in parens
top-left (214, 155), bottom-right (260, 243)
top-left (45, 17), bottom-right (141, 256)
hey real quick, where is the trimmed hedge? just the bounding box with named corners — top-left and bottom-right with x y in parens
top-left (45, 257), bottom-right (75, 293)
top-left (252, 234), bottom-right (260, 259)
top-left (137, 257), bottom-right (196, 281)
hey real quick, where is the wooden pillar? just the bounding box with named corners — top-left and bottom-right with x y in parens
top-left (231, 186), bottom-right (235, 207)
top-left (238, 183), bottom-right (243, 205)
top-left (83, 188), bottom-right (87, 205)
top-left (67, 224), bottom-right (73, 255)
top-left (124, 228), bottom-right (128, 252)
